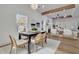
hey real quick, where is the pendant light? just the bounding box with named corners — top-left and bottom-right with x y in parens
top-left (31, 4), bottom-right (38, 10)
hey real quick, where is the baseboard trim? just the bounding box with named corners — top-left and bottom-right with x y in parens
top-left (0, 43), bottom-right (10, 48)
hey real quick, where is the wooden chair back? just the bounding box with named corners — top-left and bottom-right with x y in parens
top-left (9, 35), bottom-right (17, 48)
top-left (35, 33), bottom-right (43, 43)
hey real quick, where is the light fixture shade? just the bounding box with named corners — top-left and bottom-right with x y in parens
top-left (31, 4), bottom-right (38, 10)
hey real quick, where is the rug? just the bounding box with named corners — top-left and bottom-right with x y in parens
top-left (0, 38), bottom-right (61, 54)
top-left (33, 38), bottom-right (61, 54)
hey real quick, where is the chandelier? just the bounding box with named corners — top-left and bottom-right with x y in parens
top-left (31, 4), bottom-right (45, 10)
top-left (31, 4), bottom-right (38, 10)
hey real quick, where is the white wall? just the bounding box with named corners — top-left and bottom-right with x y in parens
top-left (0, 5), bottom-right (29, 44)
top-left (0, 4), bottom-right (44, 44)
top-left (1, 4), bottom-right (78, 45)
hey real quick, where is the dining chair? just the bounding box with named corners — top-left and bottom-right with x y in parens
top-left (31, 32), bottom-right (47, 52)
top-left (31, 33), bottom-right (42, 51)
top-left (9, 35), bottom-right (28, 54)
top-left (42, 32), bottom-right (47, 46)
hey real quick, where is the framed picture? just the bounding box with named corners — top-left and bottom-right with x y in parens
top-left (16, 13), bottom-right (28, 32)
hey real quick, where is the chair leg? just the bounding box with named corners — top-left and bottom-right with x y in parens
top-left (12, 47), bottom-right (17, 54)
top-left (10, 46), bottom-right (12, 54)
top-left (42, 44), bottom-right (44, 47)
top-left (14, 48), bottom-right (17, 54)
top-left (33, 43), bottom-right (37, 52)
top-left (41, 42), bottom-right (44, 47)
top-left (35, 44), bottom-right (38, 52)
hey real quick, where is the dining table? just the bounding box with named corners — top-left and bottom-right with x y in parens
top-left (19, 31), bottom-right (45, 54)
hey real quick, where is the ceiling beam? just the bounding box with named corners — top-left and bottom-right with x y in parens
top-left (41, 4), bottom-right (75, 15)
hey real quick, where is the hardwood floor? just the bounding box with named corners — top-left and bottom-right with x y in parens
top-left (1, 33), bottom-right (79, 54)
top-left (48, 33), bottom-right (79, 54)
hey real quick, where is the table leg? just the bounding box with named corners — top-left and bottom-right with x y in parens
top-left (28, 36), bottom-right (31, 54)
top-left (45, 36), bottom-right (47, 44)
top-left (19, 33), bottom-right (21, 40)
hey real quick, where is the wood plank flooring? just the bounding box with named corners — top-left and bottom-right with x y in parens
top-left (48, 33), bottom-right (79, 54)
top-left (0, 33), bottom-right (79, 54)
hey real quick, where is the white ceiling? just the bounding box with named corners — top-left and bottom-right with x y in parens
top-left (35, 4), bottom-right (79, 19)
top-left (27, 4), bottom-right (79, 19)
top-left (36, 4), bottom-right (67, 13)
